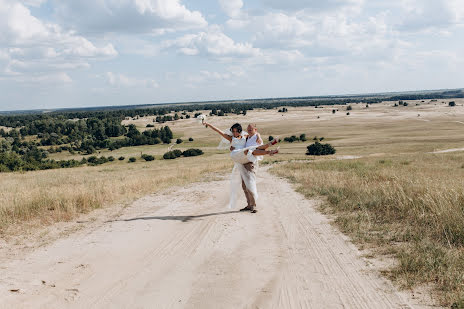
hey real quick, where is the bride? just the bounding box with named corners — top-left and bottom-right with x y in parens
top-left (201, 119), bottom-right (279, 209)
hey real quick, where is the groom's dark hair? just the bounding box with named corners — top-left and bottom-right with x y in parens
top-left (230, 123), bottom-right (242, 133)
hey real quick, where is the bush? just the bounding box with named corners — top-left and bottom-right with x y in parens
top-left (108, 156), bottom-right (115, 161)
top-left (284, 135), bottom-right (299, 143)
top-left (182, 149), bottom-right (204, 157)
top-left (269, 136), bottom-right (274, 141)
top-left (146, 124), bottom-right (154, 128)
top-left (163, 151), bottom-right (177, 160)
top-left (347, 105), bottom-right (353, 111)
top-left (188, 137), bottom-right (194, 142)
top-left (299, 134), bottom-right (307, 142)
top-left (118, 156), bottom-right (125, 161)
top-left (176, 138), bottom-right (183, 144)
top-left (306, 142), bottom-right (336, 156)
top-left (173, 149), bottom-right (182, 157)
top-left (141, 154), bottom-right (155, 161)
top-left (128, 157), bottom-right (136, 163)
top-left (449, 101), bottom-right (456, 107)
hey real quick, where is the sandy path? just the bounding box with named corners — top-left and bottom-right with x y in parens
top-left (0, 169), bottom-right (430, 309)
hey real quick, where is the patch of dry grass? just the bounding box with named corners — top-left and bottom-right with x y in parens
top-left (271, 153), bottom-right (464, 306)
top-left (0, 154), bottom-right (231, 235)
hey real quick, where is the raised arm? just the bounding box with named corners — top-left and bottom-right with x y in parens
top-left (204, 121), bottom-right (232, 142)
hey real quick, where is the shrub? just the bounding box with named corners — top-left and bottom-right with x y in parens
top-left (299, 134), bottom-right (307, 142)
top-left (118, 156), bottom-right (125, 161)
top-left (173, 149), bottom-right (182, 157)
top-left (306, 142), bottom-right (336, 156)
top-left (449, 101), bottom-right (456, 107)
top-left (108, 156), bottom-right (115, 162)
top-left (269, 136), bottom-right (274, 141)
top-left (163, 151), bottom-right (177, 160)
top-left (146, 124), bottom-right (154, 128)
top-left (182, 149), bottom-right (204, 157)
top-left (284, 135), bottom-right (299, 143)
top-left (141, 154), bottom-right (155, 161)
top-left (188, 137), bottom-right (194, 142)
top-left (128, 157), bottom-right (136, 163)
top-left (176, 138), bottom-right (183, 144)
top-left (347, 105), bottom-right (353, 111)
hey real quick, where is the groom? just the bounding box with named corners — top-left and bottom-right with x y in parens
top-left (240, 123), bottom-right (263, 213)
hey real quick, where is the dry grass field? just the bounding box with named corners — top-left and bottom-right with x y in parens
top-left (2, 98), bottom-right (464, 305)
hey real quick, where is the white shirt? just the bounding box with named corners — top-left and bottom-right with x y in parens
top-left (245, 133), bottom-right (262, 147)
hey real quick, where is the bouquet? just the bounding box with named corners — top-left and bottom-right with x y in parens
top-left (196, 114), bottom-right (207, 125)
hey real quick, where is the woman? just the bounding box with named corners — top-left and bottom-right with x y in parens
top-left (202, 120), bottom-right (279, 209)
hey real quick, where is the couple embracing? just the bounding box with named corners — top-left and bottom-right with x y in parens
top-left (202, 120), bottom-right (279, 213)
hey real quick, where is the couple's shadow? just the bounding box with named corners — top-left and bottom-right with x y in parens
top-left (109, 210), bottom-right (241, 223)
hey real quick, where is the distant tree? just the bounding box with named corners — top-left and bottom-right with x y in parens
top-left (449, 101), bottom-right (456, 107)
top-left (306, 142), bottom-right (336, 156)
top-left (118, 156), bottom-right (125, 161)
top-left (173, 150), bottom-right (183, 157)
top-left (347, 105), bottom-right (353, 111)
top-left (299, 134), bottom-right (307, 142)
top-left (141, 154), bottom-right (155, 161)
top-left (188, 137), bottom-right (194, 142)
top-left (163, 151), bottom-right (177, 159)
top-left (108, 156), bottom-right (115, 161)
top-left (128, 157), bottom-right (136, 163)
top-left (268, 136), bottom-right (274, 141)
top-left (176, 138), bottom-right (183, 144)
top-left (332, 109), bottom-right (336, 114)
top-left (182, 149), bottom-right (204, 157)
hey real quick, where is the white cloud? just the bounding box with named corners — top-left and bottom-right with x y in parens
top-left (22, 0), bottom-right (46, 7)
top-left (163, 26), bottom-right (260, 59)
top-left (0, 0), bottom-right (117, 83)
top-left (53, 0), bottom-right (207, 34)
top-left (219, 0), bottom-right (243, 18)
top-left (105, 72), bottom-right (159, 88)
top-left (260, 0), bottom-right (364, 12)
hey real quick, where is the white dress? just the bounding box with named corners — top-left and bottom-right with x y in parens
top-left (229, 136), bottom-right (259, 164)
top-left (228, 136), bottom-right (259, 209)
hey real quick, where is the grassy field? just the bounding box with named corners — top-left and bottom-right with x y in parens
top-left (2, 98), bottom-right (464, 305)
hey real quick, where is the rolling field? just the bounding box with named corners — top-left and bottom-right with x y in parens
top-left (2, 98), bottom-right (464, 306)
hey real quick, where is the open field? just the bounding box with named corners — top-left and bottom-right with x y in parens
top-left (2, 98), bottom-right (464, 307)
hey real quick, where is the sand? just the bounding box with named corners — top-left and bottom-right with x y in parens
top-left (0, 167), bottom-right (437, 309)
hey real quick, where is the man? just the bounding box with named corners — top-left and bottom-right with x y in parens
top-left (240, 123), bottom-right (263, 213)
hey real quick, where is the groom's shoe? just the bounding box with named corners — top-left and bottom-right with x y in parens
top-left (240, 206), bottom-right (252, 212)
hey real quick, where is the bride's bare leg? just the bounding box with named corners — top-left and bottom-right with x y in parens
top-left (250, 148), bottom-right (279, 156)
top-left (256, 137), bottom-right (279, 150)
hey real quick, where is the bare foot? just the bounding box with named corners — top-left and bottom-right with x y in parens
top-left (270, 147), bottom-right (279, 156)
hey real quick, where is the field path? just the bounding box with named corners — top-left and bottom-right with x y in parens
top-left (0, 168), bottom-right (429, 308)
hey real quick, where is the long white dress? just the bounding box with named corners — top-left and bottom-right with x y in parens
top-left (228, 136), bottom-right (259, 209)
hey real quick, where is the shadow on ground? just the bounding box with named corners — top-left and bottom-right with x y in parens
top-left (108, 211), bottom-right (242, 223)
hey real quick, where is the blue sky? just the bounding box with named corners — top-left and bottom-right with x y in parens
top-left (0, 0), bottom-right (463, 111)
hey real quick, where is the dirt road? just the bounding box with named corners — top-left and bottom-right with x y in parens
top-left (0, 168), bottom-right (430, 308)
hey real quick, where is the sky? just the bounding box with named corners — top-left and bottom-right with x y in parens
top-left (0, 0), bottom-right (463, 111)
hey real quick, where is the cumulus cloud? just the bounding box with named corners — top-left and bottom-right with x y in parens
top-left (0, 0), bottom-right (117, 83)
top-left (260, 0), bottom-right (364, 12)
top-left (219, 0), bottom-right (243, 18)
top-left (105, 72), bottom-right (159, 88)
top-left (163, 26), bottom-right (260, 59)
top-left (52, 0), bottom-right (207, 34)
